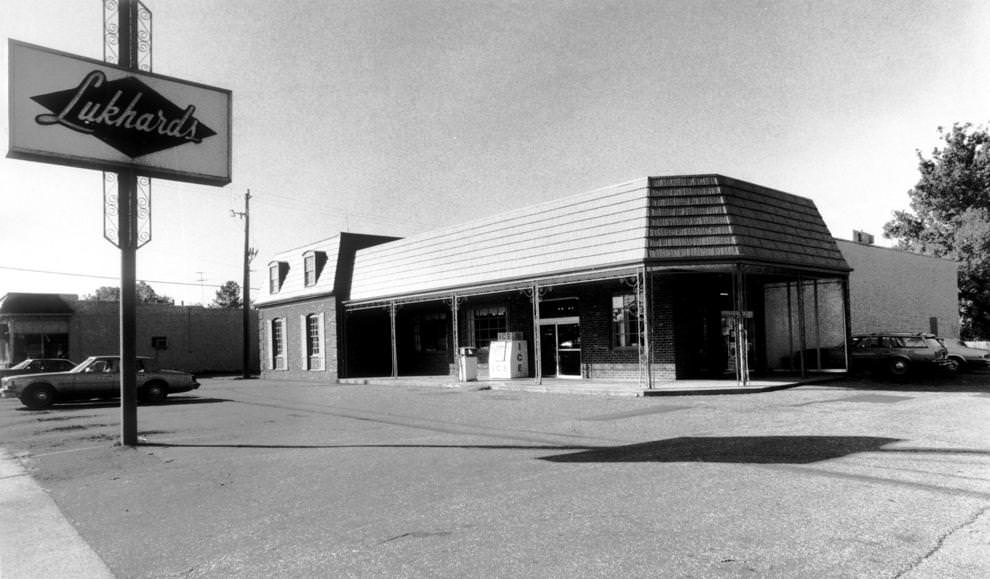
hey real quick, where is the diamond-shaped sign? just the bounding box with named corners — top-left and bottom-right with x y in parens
top-left (31, 70), bottom-right (216, 158)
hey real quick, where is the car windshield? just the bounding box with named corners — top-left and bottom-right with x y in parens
top-left (68, 357), bottom-right (158, 373)
top-left (70, 357), bottom-right (103, 373)
top-left (10, 359), bottom-right (34, 370)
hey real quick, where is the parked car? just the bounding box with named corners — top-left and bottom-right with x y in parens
top-left (937, 337), bottom-right (990, 373)
top-left (0, 358), bottom-right (75, 379)
top-left (0, 355), bottom-right (199, 410)
top-left (849, 333), bottom-right (949, 377)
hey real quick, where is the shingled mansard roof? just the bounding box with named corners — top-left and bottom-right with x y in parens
top-left (348, 174), bottom-right (850, 303)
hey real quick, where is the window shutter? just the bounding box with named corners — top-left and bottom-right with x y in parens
top-left (317, 312), bottom-right (326, 371)
top-left (300, 315), bottom-right (308, 370)
top-left (265, 318), bottom-right (273, 370)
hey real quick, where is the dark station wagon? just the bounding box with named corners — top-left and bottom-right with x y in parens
top-left (850, 333), bottom-right (949, 377)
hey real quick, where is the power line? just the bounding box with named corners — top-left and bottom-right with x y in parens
top-left (0, 265), bottom-right (260, 291)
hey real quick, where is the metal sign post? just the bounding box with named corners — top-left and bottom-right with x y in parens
top-left (8, 2), bottom-right (231, 447)
top-left (109, 0), bottom-right (149, 446)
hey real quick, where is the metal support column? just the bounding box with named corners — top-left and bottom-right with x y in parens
top-left (451, 294), bottom-right (460, 380)
top-left (531, 283), bottom-right (542, 385)
top-left (796, 278), bottom-right (807, 378)
top-left (389, 301), bottom-right (398, 378)
top-left (842, 276), bottom-right (853, 372)
top-left (733, 266), bottom-right (749, 387)
top-left (813, 280), bottom-right (822, 371)
top-left (787, 281), bottom-right (795, 372)
top-left (638, 267), bottom-right (653, 390)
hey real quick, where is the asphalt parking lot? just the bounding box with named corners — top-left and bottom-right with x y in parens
top-left (1, 374), bottom-right (988, 578)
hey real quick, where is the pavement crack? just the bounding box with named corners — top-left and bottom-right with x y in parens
top-left (894, 505), bottom-right (990, 577)
top-left (380, 530), bottom-right (453, 544)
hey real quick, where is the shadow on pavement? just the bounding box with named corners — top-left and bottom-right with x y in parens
top-left (137, 435), bottom-right (990, 465)
top-left (830, 370), bottom-right (990, 393)
top-left (540, 435), bottom-right (902, 464)
top-left (14, 396), bottom-right (231, 412)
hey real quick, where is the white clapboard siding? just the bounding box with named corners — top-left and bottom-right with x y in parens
top-left (351, 179), bottom-right (650, 301)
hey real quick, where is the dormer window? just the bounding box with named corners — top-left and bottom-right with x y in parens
top-left (302, 250), bottom-right (327, 287)
top-left (269, 261), bottom-right (288, 294)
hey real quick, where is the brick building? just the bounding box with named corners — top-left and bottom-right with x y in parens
top-left (836, 238), bottom-right (959, 337)
top-left (255, 233), bottom-right (400, 382)
top-left (257, 175), bottom-right (861, 389)
top-left (0, 293), bottom-right (258, 373)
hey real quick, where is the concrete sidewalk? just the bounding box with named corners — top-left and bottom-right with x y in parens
top-left (339, 374), bottom-right (838, 396)
top-left (0, 449), bottom-right (113, 578)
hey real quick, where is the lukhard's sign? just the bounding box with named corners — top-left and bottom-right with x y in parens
top-left (8, 40), bottom-right (231, 186)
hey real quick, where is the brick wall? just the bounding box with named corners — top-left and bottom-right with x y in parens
top-left (258, 296), bottom-right (338, 382)
top-left (836, 240), bottom-right (960, 338)
top-left (69, 301), bottom-right (259, 374)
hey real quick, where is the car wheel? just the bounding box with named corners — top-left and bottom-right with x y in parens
top-left (140, 382), bottom-right (167, 404)
top-left (21, 384), bottom-right (56, 410)
top-left (887, 358), bottom-right (910, 377)
top-left (945, 356), bottom-right (964, 374)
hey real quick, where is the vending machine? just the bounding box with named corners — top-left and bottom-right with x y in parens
top-left (489, 332), bottom-right (529, 379)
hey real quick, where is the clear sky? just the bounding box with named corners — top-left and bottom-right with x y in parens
top-left (2, 0), bottom-right (988, 305)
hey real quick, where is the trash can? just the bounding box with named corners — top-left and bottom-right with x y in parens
top-left (457, 347), bottom-right (478, 381)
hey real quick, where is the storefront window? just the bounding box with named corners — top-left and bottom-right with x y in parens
top-left (414, 312), bottom-right (448, 353)
top-left (473, 306), bottom-right (507, 348)
top-left (612, 294), bottom-right (641, 349)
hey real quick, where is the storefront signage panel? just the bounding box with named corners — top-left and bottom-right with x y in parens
top-left (7, 40), bottom-right (231, 186)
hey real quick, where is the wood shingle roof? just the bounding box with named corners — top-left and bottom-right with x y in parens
top-left (646, 175), bottom-right (850, 272)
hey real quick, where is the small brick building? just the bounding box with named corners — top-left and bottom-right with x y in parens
top-left (0, 293), bottom-right (258, 373)
top-left (257, 175), bottom-right (860, 389)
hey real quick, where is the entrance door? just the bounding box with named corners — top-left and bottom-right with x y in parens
top-left (540, 322), bottom-right (582, 378)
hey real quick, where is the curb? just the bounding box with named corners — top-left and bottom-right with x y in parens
top-left (0, 449), bottom-right (114, 578)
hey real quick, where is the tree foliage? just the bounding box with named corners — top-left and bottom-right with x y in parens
top-left (883, 123), bottom-right (990, 338)
top-left (212, 281), bottom-right (242, 309)
top-left (85, 281), bottom-right (175, 305)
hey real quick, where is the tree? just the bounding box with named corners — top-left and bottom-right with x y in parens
top-left (883, 123), bottom-right (990, 338)
top-left (85, 281), bottom-right (175, 305)
top-left (212, 281), bottom-right (242, 309)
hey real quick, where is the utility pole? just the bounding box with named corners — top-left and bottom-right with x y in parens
top-left (232, 190), bottom-right (252, 378)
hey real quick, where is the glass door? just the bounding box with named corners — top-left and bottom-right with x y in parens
top-left (539, 322), bottom-right (582, 378)
top-left (556, 323), bottom-right (582, 378)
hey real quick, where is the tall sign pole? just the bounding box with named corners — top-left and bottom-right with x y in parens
top-left (8, 6), bottom-right (231, 446)
top-left (114, 0), bottom-right (146, 446)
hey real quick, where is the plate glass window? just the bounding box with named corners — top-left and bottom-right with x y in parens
top-left (473, 306), bottom-right (507, 347)
top-left (612, 294), bottom-right (641, 349)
